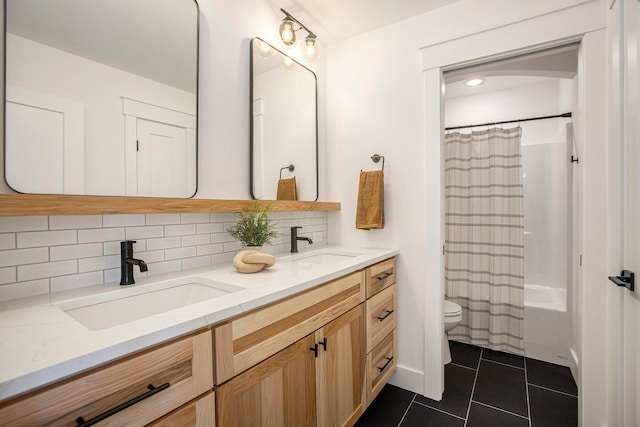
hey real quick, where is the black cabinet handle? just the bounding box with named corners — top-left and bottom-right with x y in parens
top-left (75, 382), bottom-right (170, 427)
top-left (377, 310), bottom-right (394, 322)
top-left (377, 357), bottom-right (394, 373)
top-left (310, 344), bottom-right (318, 358)
top-left (375, 272), bottom-right (393, 281)
top-left (318, 337), bottom-right (327, 351)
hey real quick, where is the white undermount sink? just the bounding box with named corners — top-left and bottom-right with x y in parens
top-left (293, 250), bottom-right (363, 265)
top-left (56, 276), bottom-right (242, 330)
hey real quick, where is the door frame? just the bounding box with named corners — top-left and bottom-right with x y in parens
top-left (419, 4), bottom-right (608, 425)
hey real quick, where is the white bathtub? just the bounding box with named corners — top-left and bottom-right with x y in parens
top-left (524, 284), bottom-right (572, 367)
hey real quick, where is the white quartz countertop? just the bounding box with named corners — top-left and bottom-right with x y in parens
top-left (0, 245), bottom-right (398, 402)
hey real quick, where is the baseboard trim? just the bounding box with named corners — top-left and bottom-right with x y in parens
top-left (388, 364), bottom-right (426, 397)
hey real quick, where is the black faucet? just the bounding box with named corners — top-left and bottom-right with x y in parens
top-left (120, 240), bottom-right (148, 285)
top-left (290, 226), bottom-right (313, 253)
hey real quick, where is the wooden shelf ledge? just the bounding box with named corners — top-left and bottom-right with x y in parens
top-left (0, 194), bottom-right (341, 216)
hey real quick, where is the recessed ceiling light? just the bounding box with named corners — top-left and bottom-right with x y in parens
top-left (465, 78), bottom-right (484, 87)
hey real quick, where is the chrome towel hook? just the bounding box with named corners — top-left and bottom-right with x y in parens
top-left (280, 164), bottom-right (294, 179)
top-left (370, 154), bottom-right (385, 171)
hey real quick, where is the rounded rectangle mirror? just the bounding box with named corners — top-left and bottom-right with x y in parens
top-left (250, 37), bottom-right (318, 202)
top-left (4, 0), bottom-right (199, 198)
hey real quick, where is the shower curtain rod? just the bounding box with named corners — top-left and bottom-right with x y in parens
top-left (445, 112), bottom-right (572, 131)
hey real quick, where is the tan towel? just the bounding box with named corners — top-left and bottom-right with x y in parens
top-left (277, 177), bottom-right (298, 200)
top-left (356, 170), bottom-right (384, 230)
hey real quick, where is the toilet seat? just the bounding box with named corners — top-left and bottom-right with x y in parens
top-left (444, 300), bottom-right (462, 317)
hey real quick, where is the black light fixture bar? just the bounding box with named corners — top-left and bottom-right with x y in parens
top-left (280, 8), bottom-right (316, 39)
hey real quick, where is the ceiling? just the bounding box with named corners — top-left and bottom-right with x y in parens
top-left (271, 0), bottom-right (462, 43)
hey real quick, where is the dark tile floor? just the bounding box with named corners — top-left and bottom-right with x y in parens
top-left (356, 341), bottom-right (578, 427)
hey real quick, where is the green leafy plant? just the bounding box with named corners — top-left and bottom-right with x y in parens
top-left (227, 201), bottom-right (279, 247)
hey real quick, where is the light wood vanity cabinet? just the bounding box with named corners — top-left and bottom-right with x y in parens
top-left (214, 256), bottom-right (397, 427)
top-left (0, 329), bottom-right (214, 427)
top-left (364, 258), bottom-right (397, 406)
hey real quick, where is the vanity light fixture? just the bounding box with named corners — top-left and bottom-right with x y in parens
top-left (465, 78), bottom-right (485, 87)
top-left (279, 8), bottom-right (318, 61)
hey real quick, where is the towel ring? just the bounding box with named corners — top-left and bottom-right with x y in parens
top-left (371, 154), bottom-right (385, 171)
top-left (280, 164), bottom-right (295, 179)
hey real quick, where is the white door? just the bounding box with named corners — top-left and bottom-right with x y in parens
top-left (620, 0), bottom-right (640, 424)
top-left (136, 119), bottom-right (190, 198)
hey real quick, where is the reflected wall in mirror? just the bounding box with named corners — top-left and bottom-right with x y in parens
top-left (4, 0), bottom-right (199, 197)
top-left (250, 37), bottom-right (318, 201)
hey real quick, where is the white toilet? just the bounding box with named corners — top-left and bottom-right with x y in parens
top-left (443, 300), bottom-right (463, 364)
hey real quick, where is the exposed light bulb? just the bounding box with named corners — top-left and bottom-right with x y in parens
top-left (279, 19), bottom-right (296, 46)
top-left (465, 78), bottom-right (484, 87)
top-left (257, 40), bottom-right (274, 58)
top-left (282, 55), bottom-right (294, 71)
top-left (304, 36), bottom-right (317, 61)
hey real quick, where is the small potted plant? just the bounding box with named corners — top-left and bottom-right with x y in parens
top-left (227, 200), bottom-right (279, 248)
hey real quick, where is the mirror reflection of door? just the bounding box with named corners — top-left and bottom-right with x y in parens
top-left (136, 119), bottom-right (191, 198)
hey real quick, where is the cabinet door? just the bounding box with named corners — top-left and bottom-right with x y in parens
top-left (148, 391), bottom-right (215, 427)
top-left (216, 335), bottom-right (316, 427)
top-left (315, 305), bottom-right (366, 427)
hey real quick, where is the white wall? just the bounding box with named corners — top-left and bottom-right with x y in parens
top-left (326, 0), bottom-right (606, 404)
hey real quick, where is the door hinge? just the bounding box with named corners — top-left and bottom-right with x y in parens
top-left (570, 155), bottom-right (579, 164)
top-left (136, 140), bottom-right (139, 151)
top-left (608, 270), bottom-right (635, 291)
top-left (443, 245), bottom-right (445, 256)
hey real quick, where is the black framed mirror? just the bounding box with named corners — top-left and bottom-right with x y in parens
top-left (4, 0), bottom-right (199, 197)
top-left (250, 37), bottom-right (318, 201)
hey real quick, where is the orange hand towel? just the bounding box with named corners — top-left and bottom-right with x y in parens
top-left (356, 170), bottom-right (384, 230)
top-left (277, 177), bottom-right (298, 201)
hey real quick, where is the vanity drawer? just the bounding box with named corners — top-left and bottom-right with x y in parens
top-left (365, 257), bottom-right (395, 298)
top-left (366, 330), bottom-right (397, 406)
top-left (0, 330), bottom-right (213, 427)
top-left (365, 284), bottom-right (397, 352)
top-left (214, 270), bottom-right (365, 384)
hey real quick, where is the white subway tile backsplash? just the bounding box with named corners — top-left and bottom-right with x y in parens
top-left (166, 246), bottom-right (197, 260)
top-left (146, 213), bottom-right (181, 225)
top-left (196, 223), bottom-right (224, 234)
top-left (197, 243), bottom-right (224, 256)
top-left (78, 255), bottom-right (120, 273)
top-left (181, 213), bottom-right (210, 224)
top-left (18, 230), bottom-right (77, 249)
top-left (125, 226), bottom-right (164, 240)
top-left (79, 228), bottom-right (125, 243)
top-left (210, 213), bottom-right (236, 223)
top-left (49, 215), bottom-right (102, 230)
top-left (103, 214), bottom-right (145, 228)
top-left (18, 260), bottom-right (77, 281)
top-left (0, 211), bottom-right (327, 296)
top-left (182, 255), bottom-right (211, 270)
top-left (0, 267), bottom-right (17, 285)
top-left (0, 234), bottom-right (16, 250)
top-left (146, 237), bottom-right (181, 251)
top-left (165, 224), bottom-right (196, 237)
top-left (50, 243), bottom-right (103, 261)
top-left (0, 279), bottom-right (50, 302)
top-left (0, 247), bottom-right (49, 267)
top-left (181, 234), bottom-right (210, 247)
top-left (0, 216), bottom-right (48, 233)
top-left (50, 271), bottom-right (103, 293)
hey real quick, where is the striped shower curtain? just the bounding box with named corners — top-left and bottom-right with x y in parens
top-left (445, 127), bottom-right (525, 354)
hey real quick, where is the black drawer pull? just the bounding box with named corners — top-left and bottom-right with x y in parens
top-left (375, 272), bottom-right (393, 281)
top-left (75, 382), bottom-right (170, 427)
top-left (377, 357), bottom-right (394, 372)
top-left (377, 310), bottom-right (394, 321)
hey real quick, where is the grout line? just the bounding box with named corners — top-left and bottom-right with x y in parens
top-left (524, 356), bottom-right (532, 427)
top-left (528, 382), bottom-right (579, 398)
top-left (451, 361), bottom-right (478, 371)
top-left (412, 401), bottom-right (467, 420)
top-left (396, 393), bottom-right (417, 427)
top-left (481, 357), bottom-right (526, 371)
top-left (472, 400), bottom-right (530, 420)
top-left (463, 347), bottom-right (483, 426)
